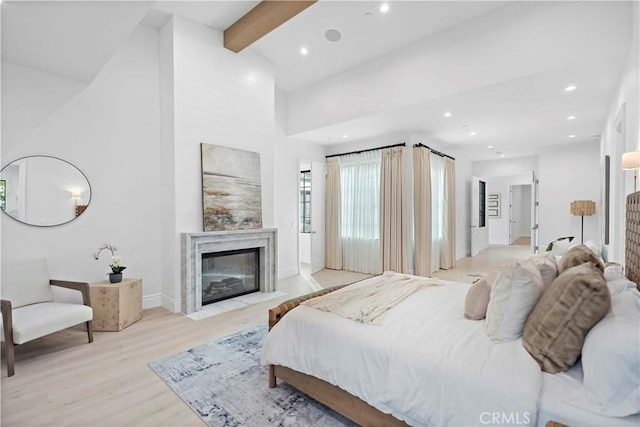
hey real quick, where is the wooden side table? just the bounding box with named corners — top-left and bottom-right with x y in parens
top-left (90, 278), bottom-right (143, 331)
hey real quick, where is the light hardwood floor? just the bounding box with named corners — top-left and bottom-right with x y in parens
top-left (1, 245), bottom-right (531, 426)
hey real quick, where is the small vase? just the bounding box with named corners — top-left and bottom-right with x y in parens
top-left (109, 273), bottom-right (123, 283)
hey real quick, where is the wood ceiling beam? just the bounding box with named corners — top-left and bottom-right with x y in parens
top-left (224, 1), bottom-right (317, 53)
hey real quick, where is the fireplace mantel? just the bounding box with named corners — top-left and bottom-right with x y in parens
top-left (181, 229), bottom-right (277, 315)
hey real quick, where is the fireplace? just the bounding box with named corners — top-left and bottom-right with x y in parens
top-left (181, 229), bottom-right (277, 315)
top-left (201, 248), bottom-right (260, 305)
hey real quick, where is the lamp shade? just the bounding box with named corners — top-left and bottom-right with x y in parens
top-left (570, 200), bottom-right (595, 216)
top-left (622, 151), bottom-right (640, 170)
top-left (70, 190), bottom-right (82, 199)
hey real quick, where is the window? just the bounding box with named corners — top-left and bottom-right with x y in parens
top-left (299, 170), bottom-right (311, 233)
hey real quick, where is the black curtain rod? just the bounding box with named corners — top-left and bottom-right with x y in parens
top-left (325, 143), bottom-right (406, 159)
top-left (413, 143), bottom-right (455, 161)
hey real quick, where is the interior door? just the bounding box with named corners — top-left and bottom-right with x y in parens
top-left (310, 161), bottom-right (326, 274)
top-left (471, 176), bottom-right (488, 256)
top-left (531, 171), bottom-right (539, 253)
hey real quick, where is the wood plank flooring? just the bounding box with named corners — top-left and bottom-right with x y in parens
top-left (1, 246), bottom-right (530, 426)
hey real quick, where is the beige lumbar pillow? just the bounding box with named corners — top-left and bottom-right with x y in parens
top-left (465, 277), bottom-right (493, 320)
top-left (529, 251), bottom-right (558, 287)
top-left (523, 262), bottom-right (610, 373)
top-left (485, 260), bottom-right (545, 342)
top-left (557, 244), bottom-right (604, 274)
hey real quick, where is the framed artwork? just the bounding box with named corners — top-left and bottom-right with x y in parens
top-left (488, 193), bottom-right (501, 218)
top-left (200, 143), bottom-right (263, 231)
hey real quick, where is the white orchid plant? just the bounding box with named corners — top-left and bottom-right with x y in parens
top-left (93, 243), bottom-right (127, 274)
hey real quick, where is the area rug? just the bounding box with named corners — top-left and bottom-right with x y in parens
top-left (149, 324), bottom-right (355, 427)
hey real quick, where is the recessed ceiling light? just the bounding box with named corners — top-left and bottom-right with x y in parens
top-left (469, 131), bottom-right (476, 136)
top-left (246, 74), bottom-right (256, 82)
top-left (325, 29), bottom-right (342, 42)
top-left (565, 85), bottom-right (577, 92)
top-left (444, 112), bottom-right (452, 118)
top-left (364, 12), bottom-right (373, 19)
top-left (499, 154), bottom-right (505, 158)
top-left (342, 134), bottom-right (348, 138)
top-left (569, 134), bottom-right (576, 138)
top-left (300, 47), bottom-right (308, 55)
top-left (488, 145), bottom-right (494, 149)
top-left (380, 3), bottom-right (389, 13)
top-left (567, 115), bottom-right (576, 120)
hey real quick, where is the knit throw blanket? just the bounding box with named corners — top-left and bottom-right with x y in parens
top-left (302, 271), bottom-right (441, 325)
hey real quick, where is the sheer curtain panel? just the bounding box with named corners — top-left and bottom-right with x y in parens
top-left (430, 154), bottom-right (445, 272)
top-left (325, 157), bottom-right (343, 270)
top-left (413, 147), bottom-right (432, 277)
top-left (441, 157), bottom-right (456, 268)
top-left (381, 146), bottom-right (408, 273)
top-left (340, 151), bottom-right (382, 274)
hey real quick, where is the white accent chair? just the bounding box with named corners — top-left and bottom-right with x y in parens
top-left (1, 259), bottom-right (93, 377)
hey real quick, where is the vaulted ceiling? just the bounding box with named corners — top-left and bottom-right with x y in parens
top-left (1, 1), bottom-right (635, 161)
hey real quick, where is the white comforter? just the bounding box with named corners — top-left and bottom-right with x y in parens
top-left (261, 279), bottom-right (542, 426)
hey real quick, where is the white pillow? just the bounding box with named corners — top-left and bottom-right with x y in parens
top-left (565, 289), bottom-right (640, 416)
top-left (486, 260), bottom-right (545, 343)
top-left (551, 239), bottom-right (573, 256)
top-left (584, 240), bottom-right (604, 263)
top-left (604, 265), bottom-right (637, 295)
top-left (529, 252), bottom-right (557, 287)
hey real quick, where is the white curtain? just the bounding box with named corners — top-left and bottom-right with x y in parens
top-left (441, 158), bottom-right (456, 269)
top-left (430, 154), bottom-right (446, 272)
top-left (325, 157), bottom-right (342, 270)
top-left (340, 151), bottom-right (382, 274)
top-left (381, 146), bottom-right (408, 273)
top-left (413, 147), bottom-right (432, 277)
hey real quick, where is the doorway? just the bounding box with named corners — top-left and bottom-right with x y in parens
top-left (297, 159), bottom-right (326, 276)
top-left (509, 184), bottom-right (532, 246)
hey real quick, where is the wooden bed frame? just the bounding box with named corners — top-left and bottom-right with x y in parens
top-left (266, 192), bottom-right (640, 427)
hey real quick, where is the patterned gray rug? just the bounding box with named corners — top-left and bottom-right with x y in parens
top-left (149, 323), bottom-right (355, 427)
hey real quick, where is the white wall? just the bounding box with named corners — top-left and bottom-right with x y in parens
top-left (157, 17), bottom-right (277, 310)
top-left (1, 62), bottom-right (87, 146)
top-left (538, 140), bottom-right (601, 249)
top-left (600, 1), bottom-right (639, 264)
top-left (473, 156), bottom-right (538, 177)
top-left (274, 89), bottom-right (326, 279)
top-left (1, 26), bottom-right (163, 308)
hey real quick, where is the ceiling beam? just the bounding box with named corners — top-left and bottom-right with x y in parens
top-left (224, 1), bottom-right (317, 53)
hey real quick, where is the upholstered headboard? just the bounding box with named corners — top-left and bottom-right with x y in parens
top-left (625, 191), bottom-right (640, 288)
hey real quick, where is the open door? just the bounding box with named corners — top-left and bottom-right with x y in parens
top-left (471, 176), bottom-right (488, 256)
top-left (310, 161), bottom-right (326, 274)
top-left (531, 171), bottom-right (539, 254)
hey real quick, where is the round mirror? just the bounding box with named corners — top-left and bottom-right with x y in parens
top-left (0, 156), bottom-right (91, 227)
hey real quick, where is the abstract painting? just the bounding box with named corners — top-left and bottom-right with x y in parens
top-left (201, 143), bottom-right (262, 231)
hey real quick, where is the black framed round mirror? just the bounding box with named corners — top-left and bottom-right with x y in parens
top-left (0, 156), bottom-right (91, 227)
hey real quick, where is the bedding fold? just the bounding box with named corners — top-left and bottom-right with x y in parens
top-left (302, 271), bottom-right (440, 324)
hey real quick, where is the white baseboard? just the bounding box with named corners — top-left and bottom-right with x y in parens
top-left (161, 294), bottom-right (182, 313)
top-left (142, 293), bottom-right (162, 309)
top-left (278, 266), bottom-right (298, 279)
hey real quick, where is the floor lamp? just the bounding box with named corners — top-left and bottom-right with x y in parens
top-left (570, 200), bottom-right (595, 244)
top-left (622, 151), bottom-right (640, 192)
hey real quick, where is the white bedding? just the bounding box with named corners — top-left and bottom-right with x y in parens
top-left (538, 362), bottom-right (640, 427)
top-left (261, 278), bottom-right (543, 426)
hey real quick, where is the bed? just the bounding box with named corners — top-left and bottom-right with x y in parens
top-left (261, 192), bottom-right (640, 426)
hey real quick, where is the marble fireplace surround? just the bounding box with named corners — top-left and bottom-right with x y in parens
top-left (181, 229), bottom-right (277, 315)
